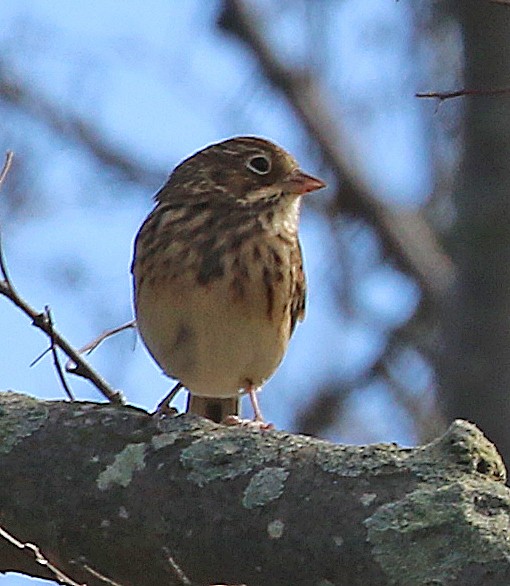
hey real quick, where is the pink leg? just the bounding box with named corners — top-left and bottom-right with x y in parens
top-left (247, 385), bottom-right (264, 422)
top-left (223, 385), bottom-right (274, 429)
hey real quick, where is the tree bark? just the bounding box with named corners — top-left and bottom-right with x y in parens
top-left (0, 391), bottom-right (509, 586)
top-left (438, 0), bottom-right (510, 468)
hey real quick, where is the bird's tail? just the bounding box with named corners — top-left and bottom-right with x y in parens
top-left (186, 394), bottom-right (239, 423)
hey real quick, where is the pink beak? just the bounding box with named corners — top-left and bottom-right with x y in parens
top-left (283, 168), bottom-right (326, 196)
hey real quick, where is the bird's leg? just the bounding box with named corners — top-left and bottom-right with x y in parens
top-left (223, 385), bottom-right (274, 429)
top-left (187, 394), bottom-right (239, 422)
top-left (248, 384), bottom-right (265, 422)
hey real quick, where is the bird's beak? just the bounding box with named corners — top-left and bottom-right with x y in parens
top-left (283, 168), bottom-right (326, 196)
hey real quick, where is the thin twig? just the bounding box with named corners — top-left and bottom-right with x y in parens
top-left (0, 151), bottom-right (122, 404)
top-left (0, 524), bottom-right (85, 586)
top-left (164, 549), bottom-right (192, 585)
top-left (154, 382), bottom-right (184, 414)
top-left (65, 319), bottom-right (136, 374)
top-left (0, 152), bottom-right (14, 290)
top-left (0, 150), bottom-right (13, 188)
top-left (81, 562), bottom-right (127, 586)
top-left (45, 305), bottom-right (75, 401)
top-left (0, 279), bottom-right (123, 403)
top-left (29, 345), bottom-right (52, 367)
top-left (416, 87), bottom-right (510, 101)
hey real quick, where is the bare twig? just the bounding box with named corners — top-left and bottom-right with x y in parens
top-left (66, 319), bottom-right (136, 374)
top-left (29, 346), bottom-right (51, 367)
top-left (163, 548), bottom-right (247, 586)
top-left (44, 305), bottom-right (75, 401)
top-left (81, 562), bottom-right (127, 586)
top-left (416, 87), bottom-right (510, 101)
top-left (154, 382), bottom-right (184, 414)
top-left (0, 151), bottom-right (122, 404)
top-left (218, 0), bottom-right (454, 305)
top-left (0, 150), bottom-right (13, 188)
top-left (0, 152), bottom-right (14, 290)
top-left (0, 524), bottom-right (84, 586)
top-left (164, 549), bottom-right (193, 585)
top-left (0, 278), bottom-right (123, 403)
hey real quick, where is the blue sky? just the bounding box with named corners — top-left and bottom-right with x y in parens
top-left (0, 2), bottom-right (435, 582)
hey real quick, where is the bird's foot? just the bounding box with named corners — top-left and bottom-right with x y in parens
top-left (222, 415), bottom-right (274, 430)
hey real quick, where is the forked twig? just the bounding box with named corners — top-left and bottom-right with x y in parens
top-left (0, 151), bottom-right (123, 404)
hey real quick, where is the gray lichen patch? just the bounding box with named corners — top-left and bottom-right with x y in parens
top-left (364, 480), bottom-right (510, 585)
top-left (180, 429), bottom-right (280, 487)
top-left (157, 412), bottom-right (213, 435)
top-left (151, 432), bottom-right (180, 450)
top-left (359, 492), bottom-right (377, 507)
top-left (267, 518), bottom-right (285, 539)
top-left (0, 391), bottom-right (49, 454)
top-left (314, 440), bottom-right (410, 478)
top-left (313, 420), bottom-right (506, 485)
top-left (243, 467), bottom-right (289, 509)
top-left (250, 429), bottom-right (413, 480)
top-left (180, 424), bottom-right (418, 486)
top-left (411, 419), bottom-right (506, 483)
top-left (96, 442), bottom-right (147, 490)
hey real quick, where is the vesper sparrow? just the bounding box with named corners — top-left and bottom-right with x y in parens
top-left (131, 137), bottom-right (325, 424)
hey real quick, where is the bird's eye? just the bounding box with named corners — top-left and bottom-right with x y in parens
top-left (246, 155), bottom-right (271, 175)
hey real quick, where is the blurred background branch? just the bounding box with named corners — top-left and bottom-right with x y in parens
top-left (219, 0), bottom-right (454, 304)
top-left (0, 59), bottom-right (163, 187)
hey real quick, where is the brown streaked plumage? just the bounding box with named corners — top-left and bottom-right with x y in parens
top-left (131, 136), bottom-right (325, 424)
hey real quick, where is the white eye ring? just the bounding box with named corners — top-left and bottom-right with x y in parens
top-left (246, 154), bottom-right (271, 175)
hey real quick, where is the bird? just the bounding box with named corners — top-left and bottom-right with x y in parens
top-left (131, 136), bottom-right (325, 424)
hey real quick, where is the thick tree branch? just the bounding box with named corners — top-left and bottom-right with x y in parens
top-left (218, 0), bottom-right (454, 304)
top-left (0, 391), bottom-right (509, 586)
